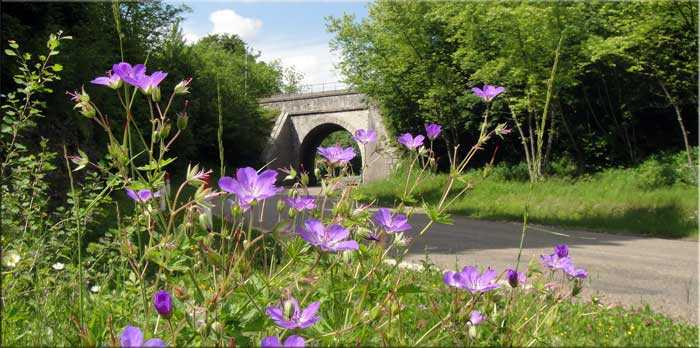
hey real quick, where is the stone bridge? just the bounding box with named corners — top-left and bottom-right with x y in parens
top-left (260, 88), bottom-right (395, 184)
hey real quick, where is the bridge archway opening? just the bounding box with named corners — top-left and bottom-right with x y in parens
top-left (299, 123), bottom-right (362, 186)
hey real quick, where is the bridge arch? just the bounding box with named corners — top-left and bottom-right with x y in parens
top-left (260, 89), bottom-right (396, 184)
top-left (299, 122), bottom-right (364, 185)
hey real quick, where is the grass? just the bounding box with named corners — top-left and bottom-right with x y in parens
top-left (359, 163), bottom-right (698, 239)
top-left (398, 263), bottom-right (699, 346)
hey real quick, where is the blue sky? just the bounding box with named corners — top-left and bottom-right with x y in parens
top-left (165, 1), bottom-right (370, 85)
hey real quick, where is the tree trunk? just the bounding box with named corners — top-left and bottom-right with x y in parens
top-left (658, 78), bottom-right (698, 184)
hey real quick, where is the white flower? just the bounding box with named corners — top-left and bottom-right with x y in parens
top-left (52, 262), bottom-right (65, 271)
top-left (3, 252), bottom-right (20, 268)
top-left (90, 285), bottom-right (100, 293)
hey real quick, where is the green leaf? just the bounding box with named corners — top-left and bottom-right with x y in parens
top-left (51, 64), bottom-right (63, 72)
top-left (136, 157), bottom-right (177, 171)
top-left (423, 202), bottom-right (453, 225)
top-left (4, 49), bottom-right (16, 56)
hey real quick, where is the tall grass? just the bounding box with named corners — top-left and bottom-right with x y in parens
top-left (360, 157), bottom-right (698, 239)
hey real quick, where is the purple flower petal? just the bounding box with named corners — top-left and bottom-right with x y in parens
top-left (298, 219), bottom-right (324, 246)
top-left (352, 129), bottom-right (377, 144)
top-left (218, 176), bottom-right (237, 194)
top-left (261, 336), bottom-right (283, 348)
top-left (126, 189), bottom-right (140, 201)
top-left (120, 326), bottom-right (144, 348)
top-left (298, 301), bottom-right (321, 326)
top-left (397, 133), bottom-right (424, 150)
top-left (443, 271), bottom-right (459, 288)
top-left (326, 224), bottom-right (350, 244)
top-left (554, 244), bottom-right (569, 258)
top-left (153, 290), bottom-right (172, 319)
top-left (91, 76), bottom-right (111, 86)
top-left (144, 338), bottom-right (167, 347)
top-left (284, 335), bottom-right (305, 348)
top-left (329, 240), bottom-right (359, 251)
top-left (425, 124), bottom-right (442, 140)
top-left (372, 208), bottom-right (411, 233)
top-left (467, 310), bottom-right (484, 326)
top-left (318, 146), bottom-right (356, 164)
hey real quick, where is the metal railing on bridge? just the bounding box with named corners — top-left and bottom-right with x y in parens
top-left (274, 82), bottom-right (356, 98)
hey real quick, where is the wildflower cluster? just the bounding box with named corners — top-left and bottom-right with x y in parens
top-left (52, 57), bottom-right (595, 347)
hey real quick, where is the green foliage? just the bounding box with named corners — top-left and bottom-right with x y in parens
top-left (1, 33), bottom-right (114, 346)
top-left (328, 1), bottom-right (698, 170)
top-left (153, 26), bottom-right (285, 167)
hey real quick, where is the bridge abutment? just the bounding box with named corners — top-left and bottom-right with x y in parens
top-left (260, 90), bottom-right (396, 184)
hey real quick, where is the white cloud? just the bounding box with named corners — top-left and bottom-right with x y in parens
top-left (209, 9), bottom-right (262, 42)
top-left (256, 40), bottom-right (343, 85)
top-left (183, 32), bottom-right (200, 45)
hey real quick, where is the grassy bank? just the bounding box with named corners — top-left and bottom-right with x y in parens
top-left (359, 160), bottom-right (698, 239)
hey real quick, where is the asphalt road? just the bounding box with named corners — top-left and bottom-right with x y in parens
top-left (215, 191), bottom-right (699, 324)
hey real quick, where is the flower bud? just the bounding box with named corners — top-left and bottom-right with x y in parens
top-left (230, 203), bottom-right (242, 217)
top-left (153, 290), bottom-right (173, 319)
top-left (177, 112), bottom-right (188, 130)
top-left (342, 250), bottom-right (354, 264)
top-left (174, 78), bottom-right (192, 95)
top-left (210, 321), bottom-right (223, 337)
top-left (79, 103), bottom-right (96, 118)
top-left (393, 232), bottom-right (413, 247)
top-left (300, 172), bottom-right (309, 187)
top-left (283, 300), bottom-right (295, 321)
top-left (314, 167), bottom-right (321, 179)
top-left (283, 167), bottom-right (297, 181)
top-left (197, 321), bottom-right (210, 339)
top-left (159, 122), bottom-right (171, 139)
top-left (276, 199), bottom-right (285, 213)
top-left (355, 227), bottom-right (373, 239)
top-left (469, 325), bottom-right (477, 339)
top-left (506, 269), bottom-right (519, 288)
top-left (151, 86), bottom-right (161, 102)
top-left (198, 213), bottom-right (211, 231)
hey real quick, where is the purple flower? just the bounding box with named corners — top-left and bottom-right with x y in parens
top-left (153, 290), bottom-right (172, 319)
top-left (298, 219), bottom-right (359, 252)
top-left (467, 310), bottom-right (484, 326)
top-left (425, 124), bottom-right (442, 140)
top-left (397, 133), bottom-right (424, 150)
top-left (351, 129), bottom-right (377, 144)
top-left (554, 244), bottom-right (569, 258)
top-left (120, 325), bottom-right (166, 348)
top-left (540, 253), bottom-right (573, 271)
top-left (113, 62), bottom-right (147, 87)
top-left (126, 189), bottom-right (160, 202)
top-left (317, 146), bottom-right (356, 164)
top-left (472, 85), bottom-right (505, 102)
top-left (564, 264), bottom-right (588, 280)
top-left (90, 71), bottom-right (122, 89)
top-left (505, 268), bottom-right (528, 288)
top-left (443, 266), bottom-right (500, 294)
top-left (133, 71), bottom-right (168, 94)
top-left (371, 208), bottom-right (411, 233)
top-left (261, 335), bottom-right (305, 348)
top-left (266, 296), bottom-right (321, 330)
top-left (284, 195), bottom-right (316, 211)
top-left (219, 167), bottom-right (283, 210)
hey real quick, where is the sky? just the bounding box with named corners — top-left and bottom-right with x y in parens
top-left (166, 1), bottom-right (370, 86)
